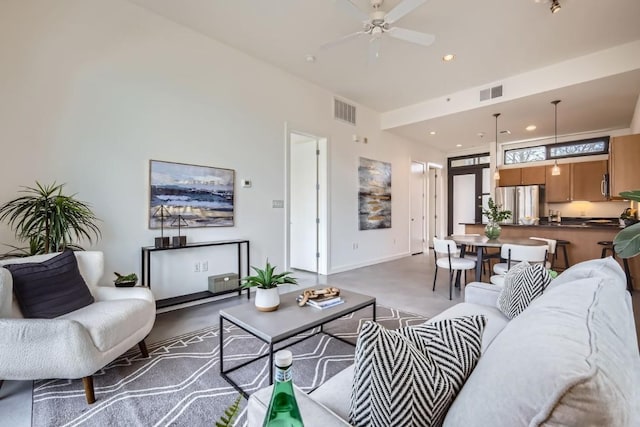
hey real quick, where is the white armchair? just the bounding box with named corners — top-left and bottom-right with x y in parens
top-left (0, 251), bottom-right (155, 404)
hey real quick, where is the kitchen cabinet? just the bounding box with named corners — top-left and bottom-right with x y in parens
top-left (497, 168), bottom-right (522, 186)
top-left (521, 166), bottom-right (546, 185)
top-left (545, 164), bottom-right (571, 202)
top-left (497, 166), bottom-right (545, 186)
top-left (572, 160), bottom-right (608, 202)
top-left (610, 134), bottom-right (640, 196)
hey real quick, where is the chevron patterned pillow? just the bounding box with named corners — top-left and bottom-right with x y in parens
top-left (349, 316), bottom-right (486, 427)
top-left (497, 262), bottom-right (552, 319)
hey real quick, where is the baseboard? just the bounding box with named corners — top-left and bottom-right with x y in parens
top-left (329, 252), bottom-right (411, 274)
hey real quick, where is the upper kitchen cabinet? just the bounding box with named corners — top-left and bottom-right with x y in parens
top-left (497, 168), bottom-right (522, 186)
top-left (572, 160), bottom-right (608, 202)
top-left (521, 166), bottom-right (546, 185)
top-left (545, 164), bottom-right (571, 202)
top-left (610, 134), bottom-right (640, 196)
top-left (497, 166), bottom-right (545, 186)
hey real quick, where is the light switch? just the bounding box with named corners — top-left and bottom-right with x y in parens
top-left (272, 200), bottom-right (284, 208)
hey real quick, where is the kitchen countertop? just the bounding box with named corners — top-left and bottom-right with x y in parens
top-left (461, 221), bottom-right (623, 229)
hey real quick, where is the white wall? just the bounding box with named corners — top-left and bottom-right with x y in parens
top-left (0, 0), bottom-right (445, 293)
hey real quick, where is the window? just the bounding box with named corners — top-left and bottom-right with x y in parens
top-left (504, 146), bottom-right (546, 165)
top-left (449, 154), bottom-right (490, 168)
top-left (548, 138), bottom-right (608, 159)
top-left (504, 136), bottom-right (609, 165)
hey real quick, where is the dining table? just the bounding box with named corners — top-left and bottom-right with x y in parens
top-left (446, 235), bottom-right (548, 286)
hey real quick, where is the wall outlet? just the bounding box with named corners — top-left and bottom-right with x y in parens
top-left (194, 262), bottom-right (201, 273)
top-left (202, 261), bottom-right (208, 272)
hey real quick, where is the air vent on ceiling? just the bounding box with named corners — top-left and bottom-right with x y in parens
top-left (334, 98), bottom-right (356, 125)
top-left (479, 84), bottom-right (503, 102)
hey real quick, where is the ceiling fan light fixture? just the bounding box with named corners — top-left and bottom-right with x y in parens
top-left (550, 0), bottom-right (561, 14)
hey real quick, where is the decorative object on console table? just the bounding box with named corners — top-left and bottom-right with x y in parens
top-left (113, 272), bottom-right (138, 287)
top-left (241, 260), bottom-right (297, 312)
top-left (152, 205), bottom-right (171, 248)
top-left (482, 197), bottom-right (512, 239)
top-left (170, 210), bottom-right (188, 247)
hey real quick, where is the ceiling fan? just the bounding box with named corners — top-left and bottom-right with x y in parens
top-left (321, 0), bottom-right (435, 59)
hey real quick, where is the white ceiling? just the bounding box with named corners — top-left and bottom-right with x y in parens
top-left (128, 0), bottom-right (640, 152)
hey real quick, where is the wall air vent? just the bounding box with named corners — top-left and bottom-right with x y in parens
top-left (334, 98), bottom-right (356, 125)
top-left (479, 85), bottom-right (503, 102)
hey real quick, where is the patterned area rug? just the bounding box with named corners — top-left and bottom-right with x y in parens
top-left (32, 306), bottom-right (427, 426)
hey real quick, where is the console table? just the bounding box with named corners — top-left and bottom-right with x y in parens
top-left (141, 239), bottom-right (250, 309)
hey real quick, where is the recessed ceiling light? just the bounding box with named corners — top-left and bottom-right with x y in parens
top-left (429, 131), bottom-right (436, 135)
top-left (526, 125), bottom-right (537, 131)
top-left (442, 54), bottom-right (455, 62)
top-left (305, 54), bottom-right (316, 63)
top-left (456, 144), bottom-right (462, 147)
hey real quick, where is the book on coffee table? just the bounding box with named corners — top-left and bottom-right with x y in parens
top-left (297, 294), bottom-right (344, 309)
top-left (306, 297), bottom-right (344, 309)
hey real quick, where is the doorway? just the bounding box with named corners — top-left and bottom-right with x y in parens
top-left (426, 163), bottom-right (444, 247)
top-left (286, 129), bottom-right (328, 275)
top-left (446, 154), bottom-right (490, 236)
top-left (410, 161), bottom-right (425, 254)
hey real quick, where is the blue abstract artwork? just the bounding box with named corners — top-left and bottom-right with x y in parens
top-left (149, 160), bottom-right (235, 228)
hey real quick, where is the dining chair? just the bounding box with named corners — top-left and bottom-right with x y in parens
top-left (432, 237), bottom-right (476, 300)
top-left (490, 243), bottom-right (548, 285)
top-left (529, 237), bottom-right (557, 269)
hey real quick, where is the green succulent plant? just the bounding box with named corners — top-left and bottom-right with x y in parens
top-left (240, 259), bottom-right (297, 290)
top-left (614, 190), bottom-right (640, 259)
top-left (114, 272), bottom-right (138, 285)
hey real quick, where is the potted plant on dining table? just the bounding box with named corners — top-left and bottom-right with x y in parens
top-left (482, 198), bottom-right (512, 240)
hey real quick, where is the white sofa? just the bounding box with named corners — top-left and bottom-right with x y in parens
top-left (0, 251), bottom-right (156, 403)
top-left (248, 257), bottom-right (640, 426)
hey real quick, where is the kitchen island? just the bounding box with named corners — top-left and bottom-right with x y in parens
top-left (464, 222), bottom-right (638, 291)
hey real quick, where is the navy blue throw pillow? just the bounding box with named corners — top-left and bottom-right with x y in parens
top-left (5, 250), bottom-right (94, 318)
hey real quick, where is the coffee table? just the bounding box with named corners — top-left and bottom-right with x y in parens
top-left (219, 288), bottom-right (376, 398)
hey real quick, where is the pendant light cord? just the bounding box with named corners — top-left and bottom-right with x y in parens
top-left (493, 113), bottom-right (501, 180)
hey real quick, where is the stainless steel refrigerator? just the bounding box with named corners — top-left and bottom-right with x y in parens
top-left (494, 185), bottom-right (545, 224)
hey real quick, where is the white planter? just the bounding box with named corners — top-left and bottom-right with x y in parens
top-left (255, 287), bottom-right (280, 312)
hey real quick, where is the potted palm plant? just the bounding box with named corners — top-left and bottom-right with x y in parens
top-left (0, 182), bottom-right (101, 256)
top-left (241, 260), bottom-right (297, 312)
top-left (482, 197), bottom-right (512, 240)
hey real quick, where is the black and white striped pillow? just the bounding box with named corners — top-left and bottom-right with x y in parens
top-left (349, 315), bottom-right (486, 427)
top-left (497, 262), bottom-right (552, 319)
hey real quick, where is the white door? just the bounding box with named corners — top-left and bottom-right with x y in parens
top-left (452, 174), bottom-right (476, 235)
top-left (290, 134), bottom-right (318, 272)
top-left (410, 162), bottom-right (425, 254)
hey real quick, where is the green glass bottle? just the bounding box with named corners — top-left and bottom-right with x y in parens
top-left (262, 350), bottom-right (304, 427)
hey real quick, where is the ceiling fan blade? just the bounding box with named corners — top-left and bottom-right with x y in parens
top-left (384, 0), bottom-right (428, 24)
top-left (388, 27), bottom-right (435, 46)
top-left (319, 31), bottom-right (366, 50)
top-left (335, 0), bottom-right (370, 23)
top-left (368, 36), bottom-right (382, 62)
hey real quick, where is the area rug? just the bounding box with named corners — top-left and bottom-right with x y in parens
top-left (32, 305), bottom-right (427, 426)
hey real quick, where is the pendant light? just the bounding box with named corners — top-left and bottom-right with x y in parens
top-left (493, 113), bottom-right (501, 180)
top-left (551, 100), bottom-right (561, 176)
